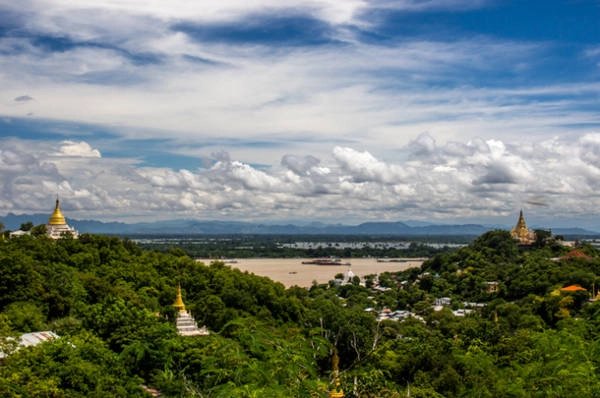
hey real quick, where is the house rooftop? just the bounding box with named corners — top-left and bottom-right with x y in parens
top-left (561, 285), bottom-right (587, 292)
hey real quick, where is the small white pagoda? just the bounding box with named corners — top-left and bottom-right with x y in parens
top-left (173, 284), bottom-right (209, 336)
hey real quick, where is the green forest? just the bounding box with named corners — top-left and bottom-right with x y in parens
top-left (1, 230), bottom-right (600, 397)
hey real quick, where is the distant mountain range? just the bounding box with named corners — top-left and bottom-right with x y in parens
top-left (1, 213), bottom-right (599, 237)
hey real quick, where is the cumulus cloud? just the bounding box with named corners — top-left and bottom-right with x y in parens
top-left (473, 162), bottom-right (517, 185)
top-left (578, 134), bottom-right (600, 165)
top-left (409, 132), bottom-right (437, 157)
top-left (58, 141), bottom-right (101, 157)
top-left (281, 154), bottom-right (321, 176)
top-left (333, 146), bottom-right (410, 184)
top-left (0, 0), bottom-right (589, 164)
top-left (2, 134), bottom-right (600, 227)
top-left (207, 159), bottom-right (285, 192)
top-left (0, 1), bottom-right (599, 227)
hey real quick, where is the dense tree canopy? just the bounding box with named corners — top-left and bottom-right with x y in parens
top-left (1, 230), bottom-right (600, 396)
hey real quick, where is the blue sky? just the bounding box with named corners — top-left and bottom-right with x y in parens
top-left (0, 0), bottom-right (599, 228)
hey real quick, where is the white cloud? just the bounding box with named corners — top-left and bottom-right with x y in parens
top-left (3, 134), bottom-right (600, 228)
top-left (13, 0), bottom-right (367, 32)
top-left (368, 0), bottom-right (490, 12)
top-left (58, 141), bottom-right (101, 157)
top-left (227, 161), bottom-right (282, 191)
top-left (0, 1), bottom-right (593, 168)
top-left (333, 146), bottom-right (410, 184)
top-left (0, 1), bottom-right (599, 228)
top-left (409, 132), bottom-right (437, 156)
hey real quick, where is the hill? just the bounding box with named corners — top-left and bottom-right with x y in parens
top-left (2, 214), bottom-right (599, 237)
top-left (2, 230), bottom-right (600, 396)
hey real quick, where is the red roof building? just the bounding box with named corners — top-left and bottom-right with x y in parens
top-left (560, 285), bottom-right (587, 292)
top-left (561, 249), bottom-right (592, 260)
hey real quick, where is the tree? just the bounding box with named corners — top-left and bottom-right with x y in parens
top-left (0, 314), bottom-right (18, 356)
top-left (3, 301), bottom-right (47, 332)
top-left (19, 221), bottom-right (34, 231)
top-left (0, 331), bottom-right (148, 397)
top-left (31, 224), bottom-right (47, 237)
top-left (533, 229), bottom-right (552, 248)
top-left (471, 230), bottom-right (518, 263)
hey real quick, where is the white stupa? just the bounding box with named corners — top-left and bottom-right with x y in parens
top-left (173, 284), bottom-right (209, 336)
top-left (343, 265), bottom-right (355, 284)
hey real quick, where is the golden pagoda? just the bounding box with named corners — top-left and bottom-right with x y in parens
top-left (510, 210), bottom-right (535, 245)
top-left (328, 350), bottom-right (344, 398)
top-left (46, 197), bottom-right (78, 239)
top-left (48, 198), bottom-right (66, 225)
top-left (173, 283), bottom-right (186, 313)
top-left (172, 284), bottom-right (209, 336)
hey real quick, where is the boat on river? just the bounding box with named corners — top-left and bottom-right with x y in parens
top-left (301, 258), bottom-right (349, 266)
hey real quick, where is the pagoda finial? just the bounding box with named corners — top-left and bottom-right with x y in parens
top-left (514, 209), bottom-right (528, 231)
top-left (48, 196), bottom-right (66, 225)
top-left (173, 283), bottom-right (186, 313)
top-left (328, 349), bottom-right (344, 398)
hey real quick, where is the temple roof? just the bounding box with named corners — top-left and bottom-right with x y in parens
top-left (561, 249), bottom-right (592, 260)
top-left (561, 285), bottom-right (587, 292)
top-left (48, 198), bottom-right (67, 225)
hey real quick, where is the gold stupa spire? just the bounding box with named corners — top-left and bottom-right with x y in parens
top-left (173, 283), bottom-right (186, 313)
top-left (510, 209), bottom-right (536, 244)
top-left (515, 209), bottom-right (527, 231)
top-left (48, 197), bottom-right (66, 225)
top-left (328, 349), bottom-right (344, 398)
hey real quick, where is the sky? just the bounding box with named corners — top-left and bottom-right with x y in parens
top-left (0, 0), bottom-right (599, 229)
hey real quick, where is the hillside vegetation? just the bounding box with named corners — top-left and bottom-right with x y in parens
top-left (1, 231), bottom-right (600, 397)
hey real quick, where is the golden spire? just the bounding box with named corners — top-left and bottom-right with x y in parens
top-left (173, 283), bottom-right (186, 313)
top-left (329, 350), bottom-right (344, 398)
top-left (48, 197), bottom-right (66, 225)
top-left (510, 209), bottom-right (536, 244)
top-left (515, 209), bottom-right (527, 230)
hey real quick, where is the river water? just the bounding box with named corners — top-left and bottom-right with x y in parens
top-left (196, 258), bottom-right (424, 288)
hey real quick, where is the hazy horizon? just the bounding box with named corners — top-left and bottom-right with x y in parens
top-left (2, 209), bottom-right (599, 233)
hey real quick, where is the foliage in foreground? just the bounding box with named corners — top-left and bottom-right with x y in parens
top-left (1, 230), bottom-right (600, 396)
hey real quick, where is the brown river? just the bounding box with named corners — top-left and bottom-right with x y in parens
top-left (196, 258), bottom-right (424, 288)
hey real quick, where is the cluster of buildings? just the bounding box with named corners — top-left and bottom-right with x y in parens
top-left (366, 297), bottom-right (482, 323)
